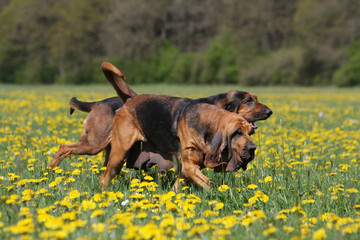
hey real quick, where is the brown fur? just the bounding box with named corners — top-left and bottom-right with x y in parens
top-left (49, 62), bottom-right (272, 172)
top-left (101, 94), bottom-right (256, 190)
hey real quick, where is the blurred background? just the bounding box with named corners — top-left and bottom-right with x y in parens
top-left (0, 0), bottom-right (359, 86)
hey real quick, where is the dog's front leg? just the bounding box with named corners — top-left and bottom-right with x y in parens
top-left (100, 107), bottom-right (145, 189)
top-left (180, 147), bottom-right (211, 191)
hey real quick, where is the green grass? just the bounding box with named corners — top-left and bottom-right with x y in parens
top-left (0, 84), bottom-right (359, 239)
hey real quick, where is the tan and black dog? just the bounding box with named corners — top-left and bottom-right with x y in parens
top-left (102, 94), bottom-right (256, 190)
top-left (49, 62), bottom-right (272, 171)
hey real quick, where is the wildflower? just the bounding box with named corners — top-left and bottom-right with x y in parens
top-left (203, 209), bottom-right (219, 217)
top-left (346, 188), bottom-right (358, 193)
top-left (143, 175), bottom-right (153, 181)
top-left (44, 217), bottom-right (64, 230)
top-left (92, 223), bottom-right (106, 233)
top-left (136, 212), bottom-right (147, 219)
top-left (302, 199), bottom-right (315, 204)
top-left (263, 224), bottom-right (277, 236)
top-left (176, 220), bottom-right (191, 230)
top-left (81, 199), bottom-right (96, 211)
top-left (187, 224), bottom-right (210, 237)
top-left (264, 176), bottom-right (272, 182)
top-left (72, 169), bottom-right (81, 175)
top-left (283, 226), bottom-right (295, 232)
top-left (139, 222), bottom-right (158, 239)
top-left (214, 202), bottom-right (224, 210)
top-left (312, 228), bottom-right (326, 240)
top-left (247, 184), bottom-right (258, 189)
top-left (93, 193), bottom-right (104, 202)
top-left (90, 209), bottom-right (104, 218)
top-left (218, 184), bottom-right (229, 192)
top-left (130, 194), bottom-right (145, 200)
top-left (6, 194), bottom-right (19, 204)
top-left (69, 190), bottom-right (81, 200)
top-left (276, 214), bottom-right (287, 221)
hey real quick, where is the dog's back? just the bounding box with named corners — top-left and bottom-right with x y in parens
top-left (124, 94), bottom-right (194, 153)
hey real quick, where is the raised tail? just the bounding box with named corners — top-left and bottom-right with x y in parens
top-left (101, 62), bottom-right (137, 102)
top-left (69, 97), bottom-right (96, 115)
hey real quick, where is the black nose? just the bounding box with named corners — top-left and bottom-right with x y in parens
top-left (266, 108), bottom-right (273, 117)
top-left (247, 142), bottom-right (256, 153)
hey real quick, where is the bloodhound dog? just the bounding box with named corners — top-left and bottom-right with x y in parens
top-left (101, 94), bottom-right (256, 190)
top-left (49, 62), bottom-right (272, 172)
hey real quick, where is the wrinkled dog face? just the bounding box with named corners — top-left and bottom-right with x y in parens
top-left (225, 121), bottom-right (256, 172)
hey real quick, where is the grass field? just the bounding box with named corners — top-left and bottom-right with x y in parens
top-left (0, 84), bottom-right (359, 239)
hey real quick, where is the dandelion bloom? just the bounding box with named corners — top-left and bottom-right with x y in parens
top-left (69, 190), bottom-right (81, 200)
top-left (247, 184), bottom-right (258, 189)
top-left (218, 185), bottom-right (229, 192)
top-left (312, 228), bottom-right (326, 240)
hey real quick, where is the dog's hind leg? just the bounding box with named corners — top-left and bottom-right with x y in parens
top-left (49, 104), bottom-right (113, 169)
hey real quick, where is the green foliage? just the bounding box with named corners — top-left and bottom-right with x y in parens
top-left (0, 0), bottom-right (360, 86)
top-left (333, 41), bottom-right (360, 87)
top-left (241, 47), bottom-right (315, 86)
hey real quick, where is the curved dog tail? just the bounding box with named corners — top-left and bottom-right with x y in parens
top-left (101, 62), bottom-right (137, 102)
top-left (69, 97), bottom-right (96, 115)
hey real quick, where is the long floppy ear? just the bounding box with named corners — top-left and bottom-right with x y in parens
top-left (223, 94), bottom-right (242, 113)
top-left (101, 62), bottom-right (137, 102)
top-left (204, 133), bottom-right (228, 168)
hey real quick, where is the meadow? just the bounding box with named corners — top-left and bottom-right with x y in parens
top-left (0, 84), bottom-right (359, 240)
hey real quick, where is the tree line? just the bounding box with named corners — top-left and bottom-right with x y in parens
top-left (1, 0), bottom-right (360, 86)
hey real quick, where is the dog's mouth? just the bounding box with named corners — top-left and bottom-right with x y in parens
top-left (250, 121), bottom-right (257, 129)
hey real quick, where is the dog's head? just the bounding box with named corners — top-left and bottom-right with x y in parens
top-left (223, 90), bottom-right (272, 129)
top-left (204, 117), bottom-right (256, 172)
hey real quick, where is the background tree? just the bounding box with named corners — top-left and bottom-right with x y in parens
top-left (0, 0), bottom-right (359, 86)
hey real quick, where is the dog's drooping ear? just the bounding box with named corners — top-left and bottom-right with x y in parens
top-left (223, 98), bottom-right (241, 113)
top-left (204, 132), bottom-right (228, 168)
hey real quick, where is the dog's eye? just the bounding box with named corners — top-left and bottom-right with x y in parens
top-left (232, 130), bottom-right (243, 137)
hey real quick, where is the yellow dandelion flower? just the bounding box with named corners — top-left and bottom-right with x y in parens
top-left (264, 176), bottom-right (272, 182)
top-left (116, 192), bottom-right (124, 199)
top-left (233, 210), bottom-right (243, 214)
top-left (99, 201), bottom-right (109, 208)
top-left (346, 188), bottom-right (358, 193)
top-left (218, 184), bottom-right (229, 192)
top-left (203, 209), bottom-right (219, 217)
top-left (136, 212), bottom-right (147, 219)
top-left (312, 228), bottom-right (326, 240)
top-left (130, 178), bottom-right (140, 188)
top-left (144, 175), bottom-right (153, 181)
top-left (214, 202), bottom-right (224, 210)
top-left (263, 224), bottom-right (277, 236)
top-left (283, 226), bottom-right (294, 232)
top-left (92, 223), bottom-right (106, 233)
top-left (276, 214), bottom-right (287, 221)
top-left (139, 222), bottom-right (158, 239)
top-left (71, 169), bottom-right (81, 175)
top-left (260, 193), bottom-right (269, 202)
top-left (130, 193), bottom-right (145, 200)
top-left (302, 199), bottom-right (315, 204)
top-left (49, 181), bottom-right (58, 188)
top-left (247, 184), bottom-right (258, 189)
top-left (93, 193), bottom-right (103, 202)
top-left (6, 194), bottom-right (19, 205)
top-left (81, 199), bottom-right (96, 211)
top-left (44, 217), bottom-right (64, 230)
top-left (90, 209), bottom-right (104, 218)
top-left (69, 190), bottom-right (81, 200)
